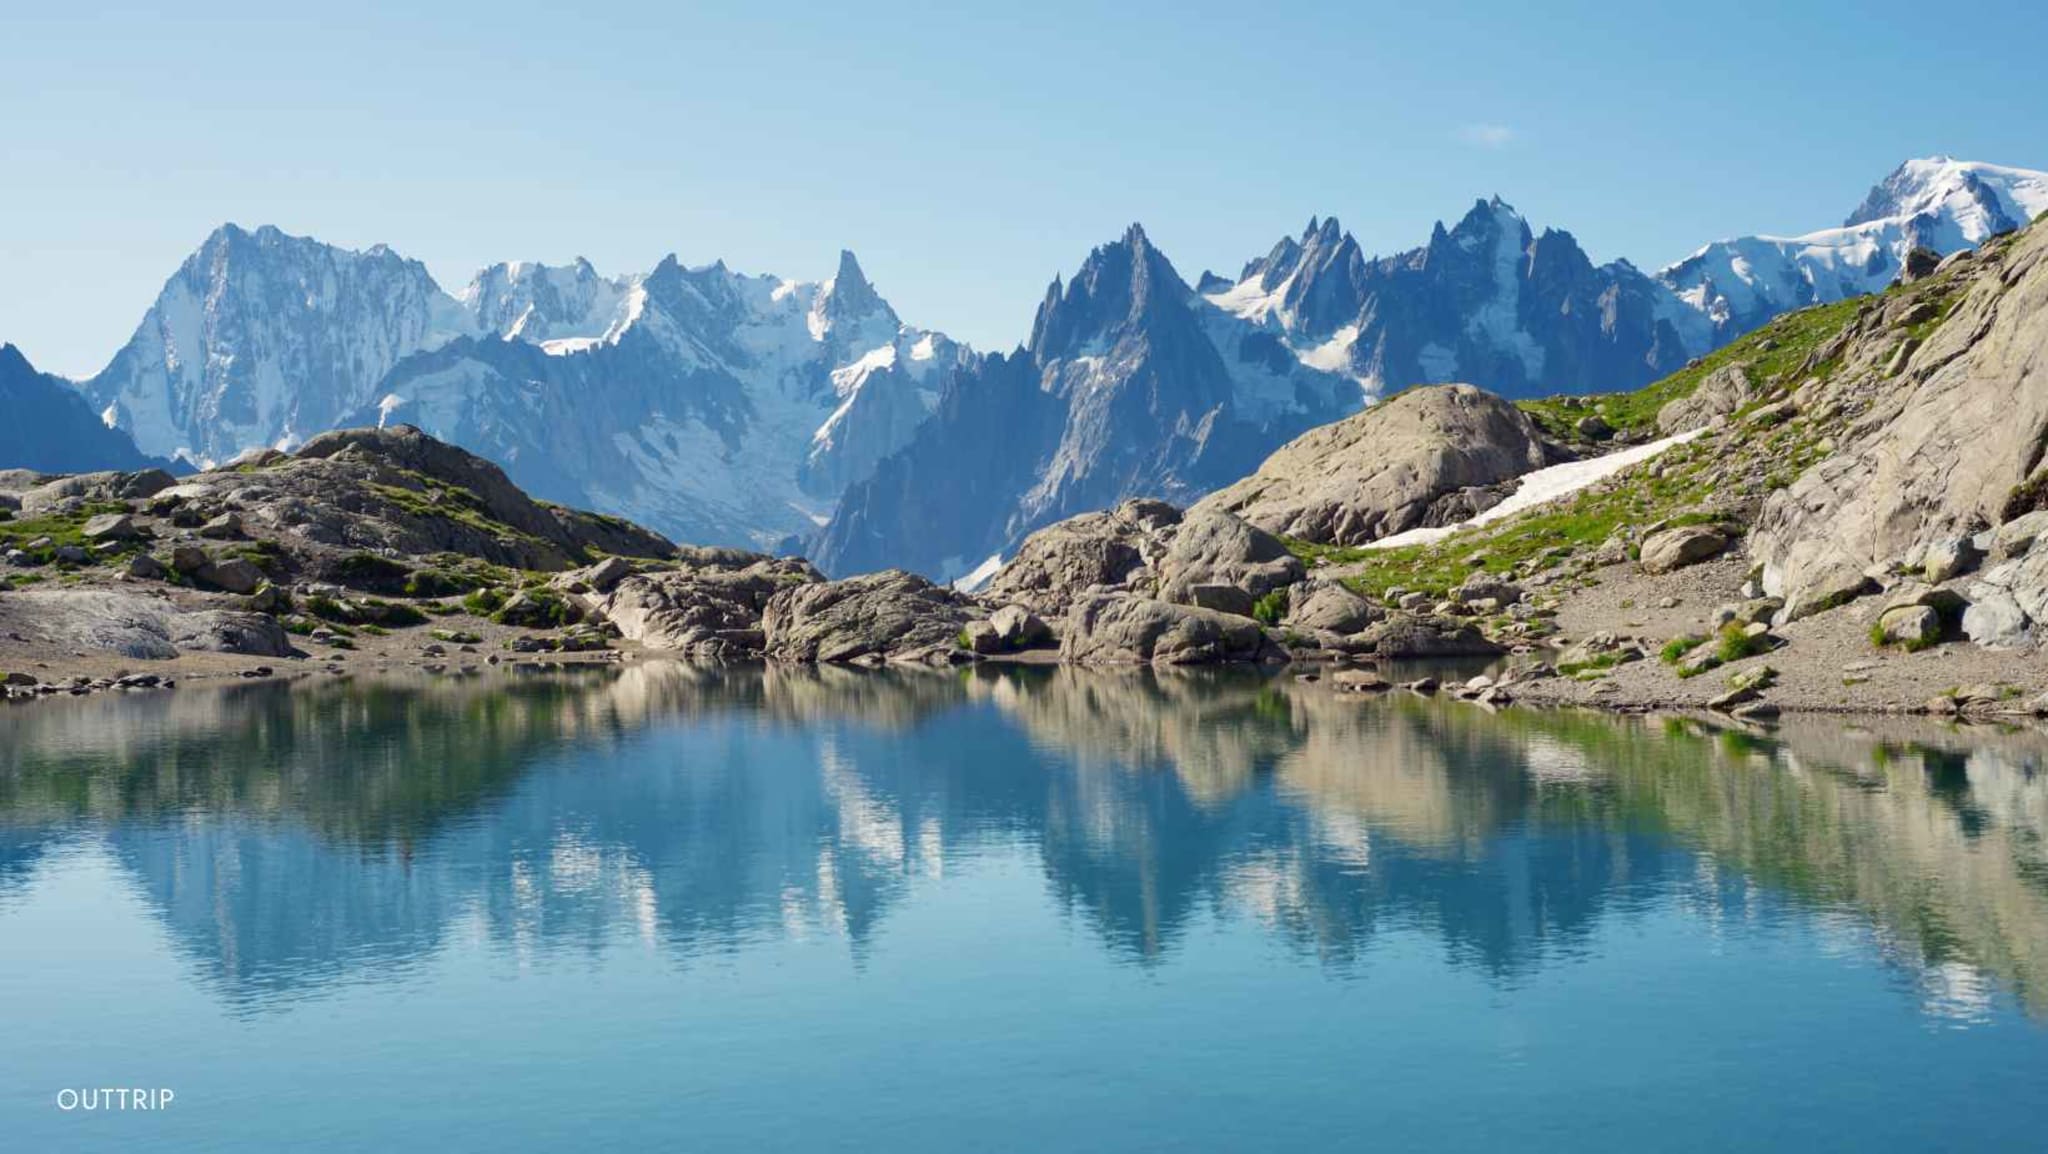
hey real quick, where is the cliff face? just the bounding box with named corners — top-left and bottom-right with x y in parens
top-left (1749, 219), bottom-right (2048, 621)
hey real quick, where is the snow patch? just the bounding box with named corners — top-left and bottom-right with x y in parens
top-left (1365, 428), bottom-right (1708, 550)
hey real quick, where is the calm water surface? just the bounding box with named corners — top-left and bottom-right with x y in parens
top-left (2, 665), bottom-right (2045, 1151)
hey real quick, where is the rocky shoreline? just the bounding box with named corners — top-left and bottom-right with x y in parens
top-left (10, 220), bottom-right (2048, 718)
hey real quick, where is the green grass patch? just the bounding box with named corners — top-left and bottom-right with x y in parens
top-left (1517, 296), bottom-right (1862, 444)
top-left (1660, 635), bottom-right (1706, 664)
top-left (1251, 588), bottom-right (1288, 626)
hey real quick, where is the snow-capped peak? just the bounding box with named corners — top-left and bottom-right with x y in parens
top-left (1844, 156), bottom-right (2048, 237)
top-left (1658, 157), bottom-right (2048, 338)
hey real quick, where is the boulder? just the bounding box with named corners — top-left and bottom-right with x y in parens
top-left (81, 513), bottom-right (144, 542)
top-left (1638, 526), bottom-right (1729, 574)
top-left (1875, 604), bottom-right (1941, 649)
top-left (762, 569), bottom-right (979, 664)
top-left (1353, 613), bottom-right (1502, 658)
top-left (988, 604), bottom-right (1052, 649)
top-left (594, 555), bottom-right (818, 657)
top-left (168, 611), bottom-right (295, 657)
top-left (1657, 363), bottom-right (1752, 434)
top-left (195, 557), bottom-right (265, 594)
top-left (198, 512), bottom-right (245, 539)
top-left (1899, 246), bottom-right (1941, 283)
top-left (1284, 581), bottom-right (1379, 635)
top-left (1992, 510), bottom-right (2048, 559)
top-left (1962, 584), bottom-right (2031, 648)
top-left (1059, 594), bottom-right (1279, 666)
top-left (1922, 536), bottom-right (1981, 583)
top-left (960, 620), bottom-right (1006, 655)
top-left (1156, 509), bottom-right (1303, 602)
top-left (981, 499), bottom-right (1180, 616)
top-left (1190, 384), bottom-right (1553, 547)
top-left (126, 553), bottom-right (167, 580)
top-left (1183, 583), bottom-right (1257, 617)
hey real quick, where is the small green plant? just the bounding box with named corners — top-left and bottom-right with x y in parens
top-left (334, 551), bottom-right (412, 589)
top-left (1251, 588), bottom-right (1289, 627)
top-left (463, 587), bottom-right (509, 616)
top-left (955, 628), bottom-right (974, 650)
top-left (364, 599), bottom-right (430, 627)
top-left (1714, 623), bottom-right (1769, 664)
top-left (1660, 635), bottom-right (1706, 664)
top-left (303, 595), bottom-right (353, 623)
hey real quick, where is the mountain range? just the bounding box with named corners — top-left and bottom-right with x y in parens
top-left (14, 156), bottom-right (2046, 576)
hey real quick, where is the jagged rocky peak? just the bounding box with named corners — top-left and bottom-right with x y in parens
top-left (462, 256), bottom-right (627, 344)
top-left (1029, 222), bottom-right (1186, 357)
top-left (813, 249), bottom-right (895, 334)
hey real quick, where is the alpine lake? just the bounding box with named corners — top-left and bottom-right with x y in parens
top-left (3, 662), bottom-right (2045, 1151)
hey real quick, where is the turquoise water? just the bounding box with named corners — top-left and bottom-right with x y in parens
top-left (2, 665), bottom-right (2045, 1151)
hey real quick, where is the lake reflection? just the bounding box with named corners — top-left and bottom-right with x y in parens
top-left (3, 664), bottom-right (2046, 1151)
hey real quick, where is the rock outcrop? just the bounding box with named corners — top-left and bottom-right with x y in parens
top-left (1059, 594), bottom-right (1281, 666)
top-left (1750, 221), bottom-right (2048, 627)
top-left (762, 570), bottom-right (982, 665)
top-left (594, 549), bottom-right (821, 659)
top-left (981, 499), bottom-right (1180, 616)
top-left (1191, 384), bottom-right (1555, 547)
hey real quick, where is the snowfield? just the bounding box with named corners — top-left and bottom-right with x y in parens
top-left (1366, 428), bottom-right (1708, 550)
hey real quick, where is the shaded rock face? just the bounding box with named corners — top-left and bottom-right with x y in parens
top-left (812, 225), bottom-right (1359, 581)
top-left (761, 570), bottom-right (981, 665)
top-left (1190, 384), bottom-right (1555, 547)
top-left (0, 344), bottom-right (173, 475)
top-left (1749, 223), bottom-right (2048, 622)
top-left (595, 550), bottom-right (821, 659)
top-left (982, 499), bottom-right (1182, 616)
top-left (1059, 594), bottom-right (1280, 666)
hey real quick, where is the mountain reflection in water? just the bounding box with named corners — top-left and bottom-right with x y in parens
top-left (1, 663), bottom-right (2044, 1023)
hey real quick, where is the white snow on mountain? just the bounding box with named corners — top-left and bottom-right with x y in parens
top-left (1657, 157), bottom-right (2048, 337)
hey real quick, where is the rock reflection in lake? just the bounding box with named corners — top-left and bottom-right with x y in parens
top-left (1, 663), bottom-right (2045, 1023)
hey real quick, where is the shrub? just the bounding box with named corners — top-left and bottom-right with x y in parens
top-left (1252, 589), bottom-right (1289, 627)
top-left (1660, 635), bottom-right (1706, 664)
top-left (334, 551), bottom-right (412, 591)
top-left (1714, 623), bottom-right (1768, 664)
top-left (463, 587), bottom-right (509, 616)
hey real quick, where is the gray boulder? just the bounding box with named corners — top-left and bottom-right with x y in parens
top-left (1059, 594), bottom-right (1280, 666)
top-left (1284, 581), bottom-right (1379, 635)
top-left (1875, 604), bottom-right (1941, 649)
top-left (1156, 509), bottom-right (1303, 602)
top-left (1354, 613), bottom-right (1502, 658)
top-left (988, 604), bottom-right (1052, 649)
top-left (82, 513), bottom-right (144, 542)
top-left (195, 557), bottom-right (265, 594)
top-left (982, 498), bottom-right (1180, 616)
top-left (1638, 526), bottom-right (1728, 574)
top-left (762, 569), bottom-right (979, 665)
top-left (168, 611), bottom-right (295, 656)
top-left (1190, 384), bottom-right (1553, 547)
top-left (1962, 584), bottom-right (2031, 648)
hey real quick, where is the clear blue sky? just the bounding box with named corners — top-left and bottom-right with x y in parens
top-left (5, 0), bottom-right (2045, 376)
